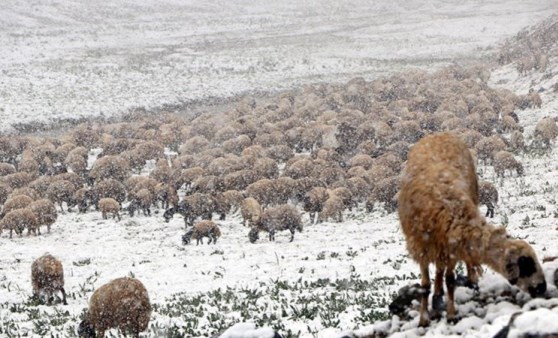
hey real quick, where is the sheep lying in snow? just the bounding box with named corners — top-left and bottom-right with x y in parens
top-left (182, 220), bottom-right (221, 245)
top-left (31, 253), bottom-right (67, 305)
top-left (99, 198), bottom-right (121, 221)
top-left (249, 204), bottom-right (302, 243)
top-left (241, 197), bottom-right (262, 227)
top-left (0, 208), bottom-right (38, 238)
top-left (78, 277), bottom-right (151, 338)
top-left (399, 132), bottom-right (546, 327)
top-left (479, 180), bottom-right (498, 218)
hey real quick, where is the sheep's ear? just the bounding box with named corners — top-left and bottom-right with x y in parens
top-left (518, 256), bottom-right (537, 278)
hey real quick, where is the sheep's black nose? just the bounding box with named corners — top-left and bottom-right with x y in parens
top-left (528, 281), bottom-right (547, 297)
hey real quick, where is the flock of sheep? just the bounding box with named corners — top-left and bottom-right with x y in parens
top-left (0, 58), bottom-right (556, 336)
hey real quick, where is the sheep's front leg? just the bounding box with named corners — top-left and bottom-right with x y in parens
top-left (446, 262), bottom-right (457, 323)
top-left (432, 264), bottom-right (445, 319)
top-left (60, 287), bottom-right (67, 305)
top-left (289, 229), bottom-right (295, 242)
top-left (418, 262), bottom-right (431, 327)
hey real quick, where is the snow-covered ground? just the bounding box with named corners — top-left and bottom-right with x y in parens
top-left (2, 1), bottom-right (558, 337)
top-left (1, 0), bottom-right (557, 132)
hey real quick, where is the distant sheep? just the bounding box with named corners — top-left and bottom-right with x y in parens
top-left (317, 196), bottom-right (344, 223)
top-left (46, 180), bottom-right (77, 212)
top-left (29, 199), bottom-right (57, 233)
top-left (479, 181), bottom-right (498, 218)
top-left (91, 179), bottom-right (127, 210)
top-left (249, 204), bottom-right (303, 243)
top-left (2, 194), bottom-right (34, 216)
top-left (534, 117), bottom-right (558, 148)
top-left (241, 197), bottom-right (262, 227)
top-left (399, 133), bottom-right (546, 326)
top-left (302, 187), bottom-right (329, 224)
top-left (163, 193), bottom-right (214, 227)
top-left (31, 253), bottom-right (67, 305)
top-left (493, 150), bottom-right (524, 178)
top-left (78, 277), bottom-right (151, 338)
top-left (222, 190), bottom-right (245, 213)
top-left (89, 155), bottom-right (130, 182)
top-left (182, 220), bottom-right (222, 245)
top-left (99, 198), bottom-right (121, 221)
top-left (0, 208), bottom-right (39, 238)
top-left (128, 189), bottom-right (154, 217)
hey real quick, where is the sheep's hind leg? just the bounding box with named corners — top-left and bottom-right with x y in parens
top-left (445, 262), bottom-right (458, 324)
top-left (431, 265), bottom-right (445, 320)
top-left (418, 262), bottom-right (431, 327)
top-left (60, 287), bottom-right (67, 305)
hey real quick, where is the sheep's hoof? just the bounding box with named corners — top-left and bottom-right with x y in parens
top-left (418, 317), bottom-right (430, 327)
top-left (432, 294), bottom-right (445, 313)
top-left (446, 315), bottom-right (459, 325)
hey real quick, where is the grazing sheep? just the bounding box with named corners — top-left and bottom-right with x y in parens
top-left (2, 172), bottom-right (35, 189)
top-left (317, 195), bottom-right (344, 223)
top-left (2, 194), bottom-right (34, 216)
top-left (73, 187), bottom-right (91, 213)
top-left (29, 199), bottom-right (57, 233)
top-left (0, 162), bottom-right (16, 176)
top-left (128, 189), bottom-right (154, 217)
top-left (302, 187), bottom-right (329, 224)
top-left (182, 220), bottom-right (222, 245)
top-left (493, 151), bottom-right (524, 178)
top-left (249, 204), bottom-right (303, 243)
top-left (479, 181), bottom-right (498, 218)
top-left (534, 117), bottom-right (558, 148)
top-left (31, 254), bottom-right (67, 305)
top-left (98, 198), bottom-right (121, 221)
top-left (91, 179), bottom-right (127, 210)
top-left (246, 179), bottom-right (276, 209)
top-left (46, 180), bottom-right (76, 212)
top-left (222, 190), bottom-right (245, 213)
top-left (78, 277), bottom-right (151, 338)
top-left (475, 135), bottom-right (507, 165)
top-left (509, 130), bottom-right (526, 153)
top-left (0, 208), bottom-right (39, 238)
top-left (155, 183), bottom-right (178, 210)
top-left (399, 132), bottom-right (546, 327)
top-left (241, 197), bottom-right (262, 227)
top-left (89, 155), bottom-right (130, 182)
top-left (8, 187), bottom-right (40, 201)
top-left (163, 193), bottom-right (214, 227)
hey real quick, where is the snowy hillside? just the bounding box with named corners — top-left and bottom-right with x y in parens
top-left (0, 0), bottom-right (557, 132)
top-left (1, 2), bottom-right (558, 338)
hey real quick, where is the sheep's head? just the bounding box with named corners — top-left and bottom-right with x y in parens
top-left (163, 208), bottom-right (174, 223)
top-left (503, 240), bottom-right (546, 298)
top-left (182, 230), bottom-right (194, 245)
top-left (77, 319), bottom-right (96, 338)
top-left (248, 228), bottom-right (259, 243)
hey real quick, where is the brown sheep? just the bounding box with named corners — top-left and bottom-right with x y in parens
top-left (78, 277), bottom-right (151, 338)
top-left (89, 155), bottom-right (130, 182)
top-left (222, 190), bottom-right (245, 213)
top-left (475, 135), bottom-right (507, 165)
top-left (241, 197), bottom-right (262, 227)
top-left (155, 183), bottom-right (179, 210)
top-left (91, 179), bottom-right (127, 210)
top-left (128, 189), bottom-right (154, 217)
top-left (0, 162), bottom-right (16, 176)
top-left (31, 253), bottom-right (67, 305)
top-left (509, 130), bottom-right (526, 153)
top-left (0, 208), bottom-right (39, 238)
top-left (99, 198), bottom-right (121, 221)
top-left (317, 195), bottom-right (344, 223)
top-left (246, 179), bottom-right (276, 209)
top-left (399, 132), bottom-right (546, 326)
top-left (29, 199), bottom-right (57, 233)
top-left (7, 187), bottom-right (40, 201)
top-left (479, 181), bottom-right (498, 218)
top-left (534, 117), bottom-right (558, 148)
top-left (493, 150), bottom-right (524, 178)
top-left (249, 204), bottom-right (303, 243)
top-left (2, 172), bottom-right (35, 189)
top-left (46, 180), bottom-right (76, 212)
top-left (2, 194), bottom-right (34, 216)
top-left (302, 187), bottom-right (329, 224)
top-left (182, 220), bottom-right (222, 245)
